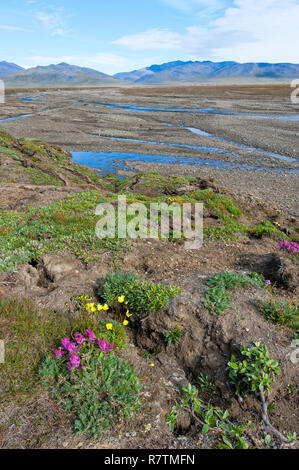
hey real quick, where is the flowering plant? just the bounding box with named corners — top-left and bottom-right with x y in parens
top-left (280, 240), bottom-right (299, 254)
top-left (53, 330), bottom-right (114, 371)
top-left (40, 328), bottom-right (141, 439)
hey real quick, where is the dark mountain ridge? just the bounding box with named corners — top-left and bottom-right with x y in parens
top-left (114, 60), bottom-right (299, 84)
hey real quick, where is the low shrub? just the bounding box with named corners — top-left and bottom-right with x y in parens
top-left (166, 384), bottom-right (250, 449)
top-left (204, 287), bottom-right (231, 315)
top-left (98, 272), bottom-right (181, 318)
top-left (228, 342), bottom-right (281, 397)
top-left (227, 343), bottom-right (297, 443)
top-left (205, 272), bottom-right (265, 290)
top-left (204, 272), bottom-right (264, 315)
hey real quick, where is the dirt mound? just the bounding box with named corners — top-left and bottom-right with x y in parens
top-left (133, 276), bottom-right (298, 432)
top-left (237, 252), bottom-right (299, 292)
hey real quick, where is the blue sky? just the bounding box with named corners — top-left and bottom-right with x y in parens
top-left (1, 0), bottom-right (298, 74)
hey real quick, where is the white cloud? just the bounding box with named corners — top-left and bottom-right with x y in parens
top-left (212, 0), bottom-right (299, 62)
top-left (113, 29), bottom-right (182, 50)
top-left (115, 0), bottom-right (299, 63)
top-left (35, 9), bottom-right (67, 36)
top-left (0, 24), bottom-right (32, 32)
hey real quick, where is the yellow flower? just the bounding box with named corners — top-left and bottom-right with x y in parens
top-left (97, 304), bottom-right (103, 311)
top-left (126, 311), bottom-right (132, 318)
top-left (118, 295), bottom-right (125, 303)
top-left (150, 363), bottom-right (155, 367)
top-left (103, 304), bottom-right (109, 311)
top-left (106, 323), bottom-right (113, 330)
top-left (90, 306), bottom-right (97, 313)
top-left (123, 320), bottom-right (129, 326)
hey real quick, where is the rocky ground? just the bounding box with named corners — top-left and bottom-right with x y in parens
top-left (1, 85), bottom-right (298, 216)
top-left (0, 86), bottom-right (298, 449)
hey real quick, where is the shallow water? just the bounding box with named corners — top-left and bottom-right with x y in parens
top-left (20, 97), bottom-right (42, 102)
top-left (20, 94), bottom-right (47, 102)
top-left (78, 100), bottom-right (299, 121)
top-left (184, 127), bottom-right (297, 163)
top-left (71, 151), bottom-right (299, 177)
top-left (0, 114), bottom-right (32, 122)
top-left (95, 135), bottom-right (241, 158)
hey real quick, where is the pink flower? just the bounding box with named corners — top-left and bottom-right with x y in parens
top-left (84, 329), bottom-right (97, 343)
top-left (265, 280), bottom-right (271, 286)
top-left (53, 347), bottom-right (64, 359)
top-left (66, 342), bottom-right (80, 353)
top-left (280, 240), bottom-right (299, 253)
top-left (67, 353), bottom-right (81, 370)
top-left (61, 337), bottom-right (71, 350)
top-left (97, 339), bottom-right (114, 352)
top-left (74, 333), bottom-right (84, 346)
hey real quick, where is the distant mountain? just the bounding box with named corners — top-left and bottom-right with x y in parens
top-left (0, 61), bottom-right (24, 75)
top-left (114, 60), bottom-right (299, 84)
top-left (2, 63), bottom-right (124, 87)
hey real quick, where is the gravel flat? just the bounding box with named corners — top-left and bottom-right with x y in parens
top-left (1, 85), bottom-right (298, 215)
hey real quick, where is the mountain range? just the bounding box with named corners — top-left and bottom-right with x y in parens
top-left (0, 62), bottom-right (123, 87)
top-left (114, 60), bottom-right (299, 84)
top-left (0, 61), bottom-right (24, 75)
top-left (1, 60), bottom-right (299, 87)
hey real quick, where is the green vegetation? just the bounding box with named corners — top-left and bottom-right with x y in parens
top-left (35, 293), bottom-right (140, 439)
top-left (189, 189), bottom-right (242, 217)
top-left (0, 146), bottom-right (22, 157)
top-left (167, 344), bottom-right (296, 448)
top-left (227, 343), bottom-right (297, 443)
top-left (67, 294), bottom-right (129, 351)
top-left (164, 327), bottom-right (184, 346)
top-left (204, 286), bottom-right (231, 315)
top-left (23, 167), bottom-right (63, 186)
top-left (0, 191), bottom-right (128, 272)
top-left (228, 342), bottom-right (281, 397)
top-left (204, 272), bottom-right (265, 315)
top-left (0, 298), bottom-right (70, 399)
top-left (41, 349), bottom-right (141, 439)
top-left (205, 271), bottom-right (265, 290)
top-left (259, 299), bottom-right (298, 338)
top-left (1, 130), bottom-right (291, 275)
top-left (196, 372), bottom-right (216, 394)
top-left (96, 319), bottom-right (128, 351)
top-left (98, 272), bottom-right (181, 318)
top-left (247, 220), bottom-right (286, 239)
top-left (166, 384), bottom-right (250, 449)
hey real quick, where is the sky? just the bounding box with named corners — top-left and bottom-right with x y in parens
top-left (0, 0), bottom-right (298, 75)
